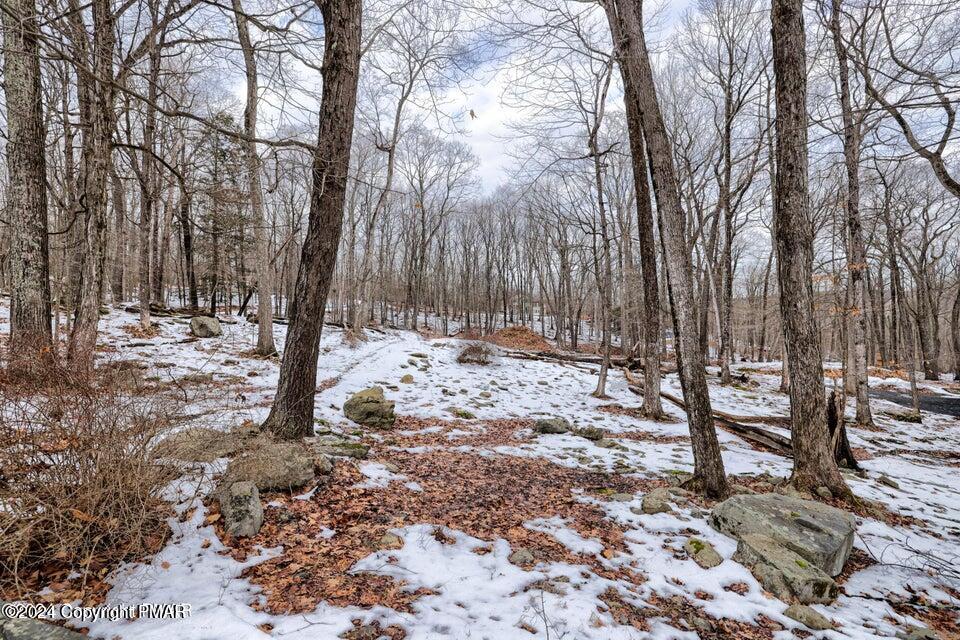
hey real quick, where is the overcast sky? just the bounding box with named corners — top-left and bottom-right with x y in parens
top-left (447, 0), bottom-right (692, 193)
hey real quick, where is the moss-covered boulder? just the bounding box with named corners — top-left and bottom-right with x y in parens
top-left (343, 386), bottom-right (396, 429)
top-left (223, 441), bottom-right (316, 492)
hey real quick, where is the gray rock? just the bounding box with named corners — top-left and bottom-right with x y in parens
top-left (575, 426), bottom-right (607, 441)
top-left (689, 616), bottom-right (713, 633)
top-left (534, 418), bottom-right (571, 434)
top-left (733, 534), bottom-right (838, 604)
top-left (306, 435), bottom-right (370, 459)
top-left (610, 493), bottom-right (634, 502)
top-left (378, 532), bottom-right (403, 549)
top-left (219, 481), bottom-right (263, 537)
top-left (878, 474), bottom-right (901, 490)
top-left (711, 493), bottom-right (856, 576)
top-left (224, 441), bottom-right (315, 492)
top-left (0, 617), bottom-right (86, 639)
top-left (189, 315), bottom-right (222, 337)
top-left (896, 625), bottom-right (940, 640)
top-left (815, 486), bottom-right (833, 500)
top-left (509, 548), bottom-right (535, 566)
top-left (313, 454), bottom-right (333, 476)
top-left (343, 386), bottom-right (396, 429)
top-left (684, 538), bottom-right (723, 569)
top-left (640, 487), bottom-right (673, 515)
top-left (784, 604), bottom-right (833, 630)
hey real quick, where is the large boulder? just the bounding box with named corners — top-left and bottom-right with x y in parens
top-left (343, 386), bottom-right (396, 429)
top-left (711, 493), bottom-right (856, 576)
top-left (190, 315), bottom-right (222, 338)
top-left (223, 441), bottom-right (316, 492)
top-left (733, 534), bottom-right (837, 604)
top-left (219, 481), bottom-right (263, 537)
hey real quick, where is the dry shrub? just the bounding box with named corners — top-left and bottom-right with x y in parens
top-left (0, 359), bottom-right (177, 595)
top-left (456, 342), bottom-right (494, 365)
top-left (487, 326), bottom-right (553, 351)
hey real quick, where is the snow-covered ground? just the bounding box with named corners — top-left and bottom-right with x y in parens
top-left (3, 303), bottom-right (959, 639)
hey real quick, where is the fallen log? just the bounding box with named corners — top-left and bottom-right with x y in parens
top-left (503, 349), bottom-right (646, 369)
top-left (648, 388), bottom-right (794, 456)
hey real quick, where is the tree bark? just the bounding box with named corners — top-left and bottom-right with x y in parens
top-left (66, 0), bottom-right (115, 371)
top-left (771, 0), bottom-right (850, 496)
top-left (263, 0), bottom-right (362, 439)
top-left (603, 0), bottom-right (728, 498)
top-left (622, 78), bottom-right (665, 417)
top-left (2, 0), bottom-right (52, 355)
top-left (828, 0), bottom-right (873, 428)
top-left (233, 0), bottom-right (276, 355)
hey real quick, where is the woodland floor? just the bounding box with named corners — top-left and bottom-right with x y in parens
top-left (2, 303), bottom-right (959, 640)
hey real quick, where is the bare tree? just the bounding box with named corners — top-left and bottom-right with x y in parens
top-left (232, 0), bottom-right (276, 355)
top-left (826, 0), bottom-right (873, 427)
top-left (2, 0), bottom-right (52, 356)
top-left (602, 0), bottom-right (728, 498)
top-left (771, 0), bottom-right (850, 496)
top-left (263, 0), bottom-right (363, 439)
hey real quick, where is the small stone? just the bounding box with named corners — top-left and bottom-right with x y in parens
top-left (784, 604), bottom-right (833, 631)
top-left (576, 426), bottom-right (606, 441)
top-left (896, 625), bottom-right (940, 640)
top-left (400, 374), bottom-right (414, 384)
top-left (378, 532), bottom-right (403, 549)
top-left (508, 548), bottom-right (535, 566)
top-left (313, 454), bottom-right (333, 476)
top-left (878, 474), bottom-right (901, 490)
top-left (610, 493), bottom-right (634, 502)
top-left (534, 418), bottom-right (571, 434)
top-left (219, 481), bottom-right (263, 537)
top-left (306, 436), bottom-right (370, 459)
top-left (449, 407), bottom-right (476, 419)
top-left (684, 538), bottom-right (723, 569)
top-left (730, 483), bottom-right (757, 495)
top-left (641, 488), bottom-right (673, 515)
top-left (689, 616), bottom-right (713, 633)
top-left (815, 486), bottom-right (833, 500)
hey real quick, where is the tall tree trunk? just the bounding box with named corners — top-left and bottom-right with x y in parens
top-left (950, 280), bottom-right (960, 380)
top-left (622, 78), bottom-right (665, 418)
top-left (829, 0), bottom-right (873, 428)
top-left (263, 0), bottom-right (362, 439)
top-left (771, 0), bottom-right (849, 497)
top-left (2, 0), bottom-right (52, 355)
top-left (137, 0), bottom-right (160, 330)
top-left (603, 0), bottom-right (728, 498)
top-left (67, 0), bottom-right (115, 371)
top-left (111, 169), bottom-right (127, 302)
top-left (233, 0), bottom-right (276, 355)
